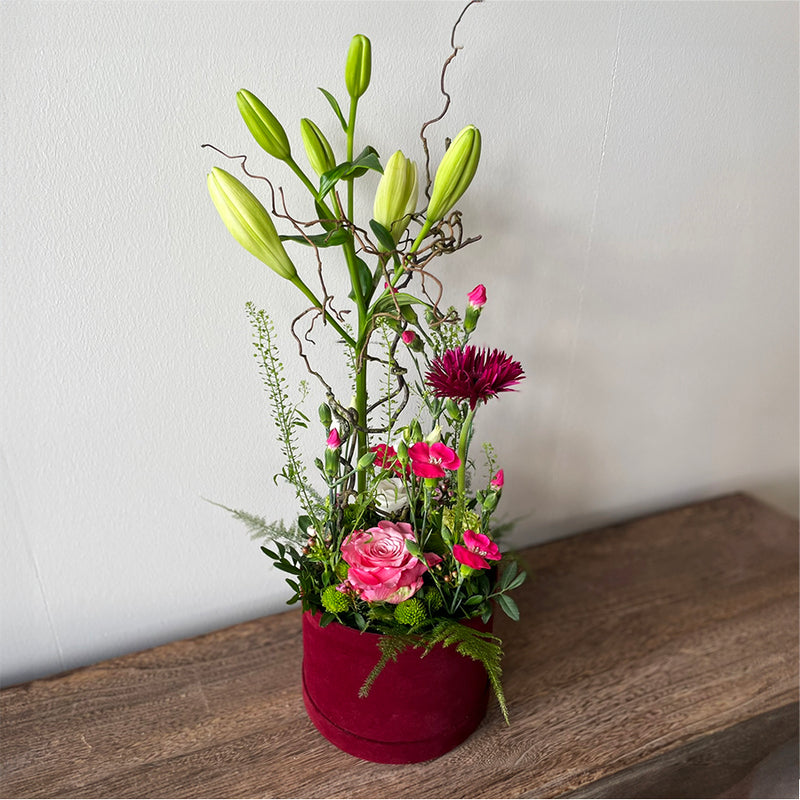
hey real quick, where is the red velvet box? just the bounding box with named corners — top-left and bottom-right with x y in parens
top-left (302, 611), bottom-right (491, 763)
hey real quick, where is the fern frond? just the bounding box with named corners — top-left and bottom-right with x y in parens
top-left (426, 620), bottom-right (509, 724)
top-left (358, 634), bottom-right (414, 698)
top-left (203, 498), bottom-right (304, 545)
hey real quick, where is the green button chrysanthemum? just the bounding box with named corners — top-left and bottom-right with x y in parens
top-left (321, 585), bottom-right (349, 613)
top-left (394, 597), bottom-right (426, 626)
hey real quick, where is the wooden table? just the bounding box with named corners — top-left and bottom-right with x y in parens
top-left (2, 493), bottom-right (797, 798)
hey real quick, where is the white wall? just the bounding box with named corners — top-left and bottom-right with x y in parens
top-left (1, 0), bottom-right (797, 687)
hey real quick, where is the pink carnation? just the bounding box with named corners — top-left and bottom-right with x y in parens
top-left (408, 441), bottom-right (461, 479)
top-left (341, 521), bottom-right (437, 604)
top-left (491, 469), bottom-right (504, 489)
top-left (326, 428), bottom-right (341, 449)
top-left (370, 443), bottom-right (408, 477)
top-left (401, 330), bottom-right (416, 345)
top-left (453, 529), bottom-right (501, 570)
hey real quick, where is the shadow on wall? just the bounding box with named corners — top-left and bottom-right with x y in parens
top-left (460, 180), bottom-right (799, 550)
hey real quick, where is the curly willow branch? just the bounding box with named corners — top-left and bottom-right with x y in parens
top-left (419, 0), bottom-right (484, 200)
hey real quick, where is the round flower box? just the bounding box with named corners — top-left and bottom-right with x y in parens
top-left (301, 611), bottom-right (492, 763)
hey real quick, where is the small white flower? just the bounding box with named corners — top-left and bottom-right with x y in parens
top-left (374, 477), bottom-right (409, 515)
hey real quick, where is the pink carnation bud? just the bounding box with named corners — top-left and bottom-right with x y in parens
top-left (491, 469), bottom-right (504, 489)
top-left (401, 330), bottom-right (416, 345)
top-left (383, 281), bottom-right (399, 295)
top-left (467, 284), bottom-right (487, 309)
top-left (326, 428), bottom-right (341, 450)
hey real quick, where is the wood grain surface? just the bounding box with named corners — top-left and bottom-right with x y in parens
top-left (1, 493), bottom-right (797, 799)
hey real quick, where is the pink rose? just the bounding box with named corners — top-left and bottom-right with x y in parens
top-left (341, 521), bottom-right (435, 604)
top-left (453, 529), bottom-right (501, 570)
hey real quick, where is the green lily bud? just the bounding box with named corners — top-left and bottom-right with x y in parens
top-left (426, 125), bottom-right (481, 223)
top-left (236, 89), bottom-right (291, 161)
top-left (373, 150), bottom-right (418, 246)
top-left (207, 167), bottom-right (297, 280)
top-left (300, 118), bottom-right (336, 177)
top-left (345, 34), bottom-right (371, 99)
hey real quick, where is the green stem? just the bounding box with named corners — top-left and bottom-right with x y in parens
top-left (341, 236), bottom-right (369, 493)
top-left (342, 96), bottom-right (370, 492)
top-left (456, 406), bottom-right (477, 498)
top-left (346, 98), bottom-right (358, 222)
top-left (354, 356), bottom-right (368, 494)
top-left (285, 157), bottom-right (335, 220)
top-left (292, 278), bottom-right (356, 348)
top-left (409, 217), bottom-right (433, 256)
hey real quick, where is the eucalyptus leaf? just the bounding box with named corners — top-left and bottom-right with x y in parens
top-left (499, 559), bottom-right (517, 590)
top-left (464, 595), bottom-right (484, 607)
top-left (506, 571), bottom-right (527, 592)
top-left (297, 517), bottom-right (312, 535)
top-left (497, 593), bottom-right (520, 622)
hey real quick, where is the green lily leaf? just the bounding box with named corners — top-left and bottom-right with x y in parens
top-left (369, 219), bottom-right (396, 252)
top-left (347, 257), bottom-right (374, 305)
top-left (318, 87), bottom-right (348, 131)
top-left (370, 291), bottom-right (429, 316)
top-left (318, 149), bottom-right (383, 200)
top-left (349, 146), bottom-right (382, 178)
top-left (280, 229), bottom-right (350, 248)
top-left (318, 162), bottom-right (355, 200)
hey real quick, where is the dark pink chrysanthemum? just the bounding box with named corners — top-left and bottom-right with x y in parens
top-left (425, 346), bottom-right (525, 409)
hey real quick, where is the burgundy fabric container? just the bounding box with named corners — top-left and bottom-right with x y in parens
top-left (301, 611), bottom-right (491, 763)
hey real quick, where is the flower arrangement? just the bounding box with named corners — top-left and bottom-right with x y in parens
top-left (205, 9), bottom-right (526, 723)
